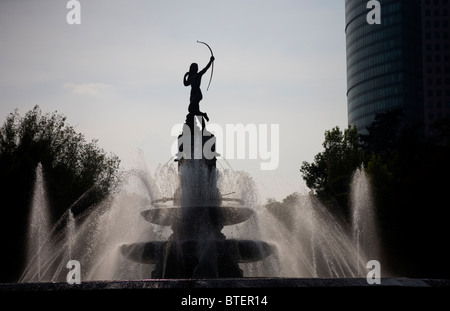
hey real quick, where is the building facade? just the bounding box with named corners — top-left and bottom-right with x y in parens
top-left (421, 0), bottom-right (450, 134)
top-left (345, 0), bottom-right (450, 135)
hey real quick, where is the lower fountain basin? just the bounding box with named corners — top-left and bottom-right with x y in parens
top-left (121, 239), bottom-right (274, 264)
top-left (141, 206), bottom-right (254, 226)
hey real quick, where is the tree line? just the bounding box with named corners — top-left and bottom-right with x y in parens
top-left (0, 106), bottom-right (120, 282)
top-left (1, 105), bottom-right (448, 280)
top-left (297, 109), bottom-right (450, 278)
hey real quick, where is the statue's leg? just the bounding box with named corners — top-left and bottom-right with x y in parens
top-left (189, 100), bottom-right (200, 114)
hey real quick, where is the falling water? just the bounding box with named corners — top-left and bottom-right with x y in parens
top-left (67, 210), bottom-right (76, 260)
top-left (20, 158), bottom-right (381, 282)
top-left (25, 163), bottom-right (51, 281)
top-left (252, 193), bottom-right (367, 277)
top-left (351, 167), bottom-right (380, 275)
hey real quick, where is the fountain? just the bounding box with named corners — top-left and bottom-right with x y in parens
top-left (18, 50), bottom-right (381, 282)
top-left (25, 163), bottom-right (51, 281)
top-left (18, 114), bottom-right (383, 282)
top-left (120, 114), bottom-right (274, 278)
top-left (19, 160), bottom-right (380, 281)
top-left (351, 167), bottom-right (380, 270)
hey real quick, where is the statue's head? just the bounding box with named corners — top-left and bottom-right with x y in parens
top-left (189, 63), bottom-right (198, 74)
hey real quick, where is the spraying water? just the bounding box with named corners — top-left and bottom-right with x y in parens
top-left (24, 163), bottom-right (51, 281)
top-left (351, 167), bottom-right (380, 275)
top-left (19, 159), bottom-right (380, 282)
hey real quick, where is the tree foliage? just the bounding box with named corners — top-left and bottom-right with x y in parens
top-left (300, 125), bottom-right (363, 221)
top-left (0, 106), bottom-right (121, 215)
top-left (265, 193), bottom-right (300, 231)
top-left (0, 105), bottom-right (120, 281)
top-left (299, 109), bottom-right (450, 277)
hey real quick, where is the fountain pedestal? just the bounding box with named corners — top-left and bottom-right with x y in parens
top-left (121, 115), bottom-right (274, 278)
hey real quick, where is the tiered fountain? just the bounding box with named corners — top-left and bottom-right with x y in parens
top-left (18, 55), bottom-right (379, 282)
top-left (120, 113), bottom-right (274, 278)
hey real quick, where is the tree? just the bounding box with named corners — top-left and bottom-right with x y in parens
top-left (360, 109), bottom-right (404, 157)
top-left (299, 109), bottom-right (450, 277)
top-left (0, 105), bottom-right (121, 281)
top-left (300, 125), bottom-right (363, 222)
top-left (358, 109), bottom-right (450, 277)
top-left (265, 193), bottom-right (300, 231)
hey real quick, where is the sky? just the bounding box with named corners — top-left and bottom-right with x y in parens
top-left (0, 0), bottom-right (348, 202)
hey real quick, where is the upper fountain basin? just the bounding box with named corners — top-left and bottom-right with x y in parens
top-left (141, 206), bottom-right (254, 226)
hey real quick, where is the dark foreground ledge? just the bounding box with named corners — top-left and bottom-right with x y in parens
top-left (2, 277), bottom-right (450, 291)
top-left (1, 278), bottom-right (449, 309)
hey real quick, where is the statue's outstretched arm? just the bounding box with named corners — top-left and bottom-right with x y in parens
top-left (199, 56), bottom-right (215, 76)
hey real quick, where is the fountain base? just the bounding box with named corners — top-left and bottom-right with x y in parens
top-left (121, 239), bottom-right (274, 278)
top-left (120, 114), bottom-right (275, 278)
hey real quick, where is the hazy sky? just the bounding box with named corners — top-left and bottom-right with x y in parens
top-left (0, 1), bottom-right (347, 201)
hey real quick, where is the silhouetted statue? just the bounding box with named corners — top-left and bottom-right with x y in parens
top-left (121, 51), bottom-right (274, 279)
top-left (184, 56), bottom-right (215, 125)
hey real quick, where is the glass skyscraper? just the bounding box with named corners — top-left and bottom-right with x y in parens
top-left (421, 0), bottom-right (450, 135)
top-left (345, 0), bottom-right (450, 134)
